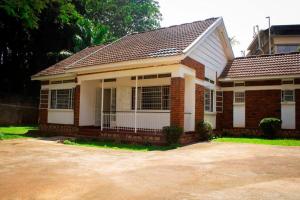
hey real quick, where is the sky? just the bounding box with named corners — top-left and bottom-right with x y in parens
top-left (158, 0), bottom-right (299, 57)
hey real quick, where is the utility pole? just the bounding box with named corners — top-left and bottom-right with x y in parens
top-left (266, 16), bottom-right (271, 54)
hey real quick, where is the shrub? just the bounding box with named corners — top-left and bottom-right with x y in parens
top-left (259, 118), bottom-right (282, 139)
top-left (162, 125), bottom-right (183, 145)
top-left (0, 133), bottom-right (3, 140)
top-left (195, 120), bottom-right (213, 141)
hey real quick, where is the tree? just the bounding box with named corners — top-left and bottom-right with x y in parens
top-left (0, 0), bottom-right (161, 99)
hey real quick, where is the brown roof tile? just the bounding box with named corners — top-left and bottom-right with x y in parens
top-left (34, 45), bottom-right (105, 77)
top-left (220, 52), bottom-right (300, 79)
top-left (34, 18), bottom-right (218, 77)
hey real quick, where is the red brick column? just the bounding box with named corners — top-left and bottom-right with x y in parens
top-left (180, 57), bottom-right (205, 79)
top-left (296, 89), bottom-right (300, 130)
top-left (195, 84), bottom-right (204, 123)
top-left (74, 85), bottom-right (80, 126)
top-left (39, 89), bottom-right (49, 124)
top-left (170, 77), bottom-right (185, 128)
top-left (222, 91), bottom-right (233, 129)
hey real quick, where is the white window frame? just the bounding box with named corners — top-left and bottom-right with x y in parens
top-left (50, 89), bottom-right (74, 110)
top-left (281, 79), bottom-right (294, 85)
top-left (281, 90), bottom-right (295, 103)
top-left (234, 91), bottom-right (245, 104)
top-left (234, 81), bottom-right (245, 87)
top-left (205, 89), bottom-right (214, 112)
top-left (131, 85), bottom-right (170, 111)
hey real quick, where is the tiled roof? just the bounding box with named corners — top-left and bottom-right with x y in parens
top-left (34, 45), bottom-right (105, 77)
top-left (33, 17), bottom-right (218, 77)
top-left (220, 52), bottom-right (300, 79)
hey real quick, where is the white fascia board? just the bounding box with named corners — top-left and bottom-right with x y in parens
top-left (66, 55), bottom-right (184, 74)
top-left (221, 84), bottom-right (300, 91)
top-left (31, 73), bottom-right (76, 81)
top-left (219, 74), bottom-right (300, 82)
top-left (183, 17), bottom-right (223, 55)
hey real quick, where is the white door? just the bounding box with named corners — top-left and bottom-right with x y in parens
top-left (95, 88), bottom-right (116, 127)
top-left (233, 104), bottom-right (245, 128)
top-left (281, 104), bottom-right (295, 129)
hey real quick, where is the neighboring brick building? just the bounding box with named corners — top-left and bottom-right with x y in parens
top-left (219, 52), bottom-right (300, 136)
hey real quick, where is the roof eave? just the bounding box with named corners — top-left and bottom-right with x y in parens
top-left (219, 74), bottom-right (300, 82)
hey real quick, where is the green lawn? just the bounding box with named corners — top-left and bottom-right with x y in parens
top-left (213, 137), bottom-right (300, 146)
top-left (63, 139), bottom-right (178, 151)
top-left (0, 126), bottom-right (37, 140)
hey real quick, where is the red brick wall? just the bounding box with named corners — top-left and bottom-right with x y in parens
top-left (170, 77), bottom-right (185, 128)
top-left (74, 85), bottom-right (80, 126)
top-left (296, 89), bottom-right (300, 130)
top-left (195, 84), bottom-right (204, 123)
top-left (39, 89), bottom-right (49, 124)
top-left (180, 57), bottom-right (205, 80)
top-left (219, 91), bottom-right (233, 129)
top-left (245, 90), bottom-right (281, 128)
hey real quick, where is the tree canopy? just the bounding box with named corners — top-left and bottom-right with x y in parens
top-left (0, 0), bottom-right (161, 99)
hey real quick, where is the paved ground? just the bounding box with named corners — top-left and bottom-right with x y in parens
top-left (0, 139), bottom-right (300, 200)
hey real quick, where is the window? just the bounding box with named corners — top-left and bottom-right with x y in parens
top-left (281, 90), bottom-right (294, 102)
top-left (282, 79), bottom-right (294, 85)
top-left (205, 89), bottom-right (214, 112)
top-left (234, 81), bottom-right (245, 87)
top-left (276, 45), bottom-right (300, 54)
top-left (234, 92), bottom-right (245, 103)
top-left (50, 89), bottom-right (74, 109)
top-left (132, 86), bottom-right (170, 110)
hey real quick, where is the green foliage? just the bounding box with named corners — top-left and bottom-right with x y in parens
top-left (63, 138), bottom-right (178, 151)
top-left (195, 120), bottom-right (214, 141)
top-left (214, 137), bottom-right (300, 147)
top-left (162, 126), bottom-right (183, 145)
top-left (259, 118), bottom-right (282, 139)
top-left (0, 0), bottom-right (161, 97)
top-left (0, 126), bottom-right (37, 140)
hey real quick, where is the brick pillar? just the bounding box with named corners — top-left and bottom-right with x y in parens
top-left (74, 85), bottom-right (80, 126)
top-left (296, 89), bottom-right (300, 130)
top-left (222, 91), bottom-right (233, 129)
top-left (170, 77), bottom-right (185, 128)
top-left (39, 89), bottom-right (49, 124)
top-left (195, 84), bottom-right (204, 123)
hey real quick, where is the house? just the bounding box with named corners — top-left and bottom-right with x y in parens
top-left (32, 17), bottom-right (300, 145)
top-left (247, 24), bottom-right (300, 56)
top-left (219, 52), bottom-right (300, 137)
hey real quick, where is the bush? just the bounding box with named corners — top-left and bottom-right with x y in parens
top-left (196, 120), bottom-right (213, 141)
top-left (0, 133), bottom-right (3, 140)
top-left (259, 118), bottom-right (282, 139)
top-left (162, 125), bottom-right (183, 145)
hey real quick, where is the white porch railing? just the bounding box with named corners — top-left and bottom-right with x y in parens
top-left (102, 111), bottom-right (170, 132)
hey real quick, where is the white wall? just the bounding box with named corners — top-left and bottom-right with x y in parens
top-left (281, 103), bottom-right (296, 129)
top-left (189, 30), bottom-right (228, 80)
top-left (204, 113), bottom-right (216, 129)
top-left (233, 104), bottom-right (245, 127)
top-left (79, 80), bottom-right (98, 126)
top-left (48, 110), bottom-right (74, 124)
top-left (184, 75), bottom-right (195, 131)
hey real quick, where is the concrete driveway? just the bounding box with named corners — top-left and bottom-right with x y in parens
top-left (0, 139), bottom-right (300, 200)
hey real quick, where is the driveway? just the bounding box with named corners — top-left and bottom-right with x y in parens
top-left (0, 139), bottom-right (300, 200)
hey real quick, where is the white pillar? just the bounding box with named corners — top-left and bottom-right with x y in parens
top-left (134, 76), bottom-right (138, 133)
top-left (100, 79), bottom-right (104, 131)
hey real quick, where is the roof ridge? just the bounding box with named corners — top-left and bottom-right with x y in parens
top-left (236, 51), bottom-right (300, 60)
top-left (127, 17), bottom-right (219, 36)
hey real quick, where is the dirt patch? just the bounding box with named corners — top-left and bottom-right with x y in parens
top-left (0, 139), bottom-right (300, 200)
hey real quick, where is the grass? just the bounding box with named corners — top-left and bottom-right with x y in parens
top-left (213, 137), bottom-right (300, 146)
top-left (63, 139), bottom-right (179, 151)
top-left (0, 126), bottom-right (37, 140)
